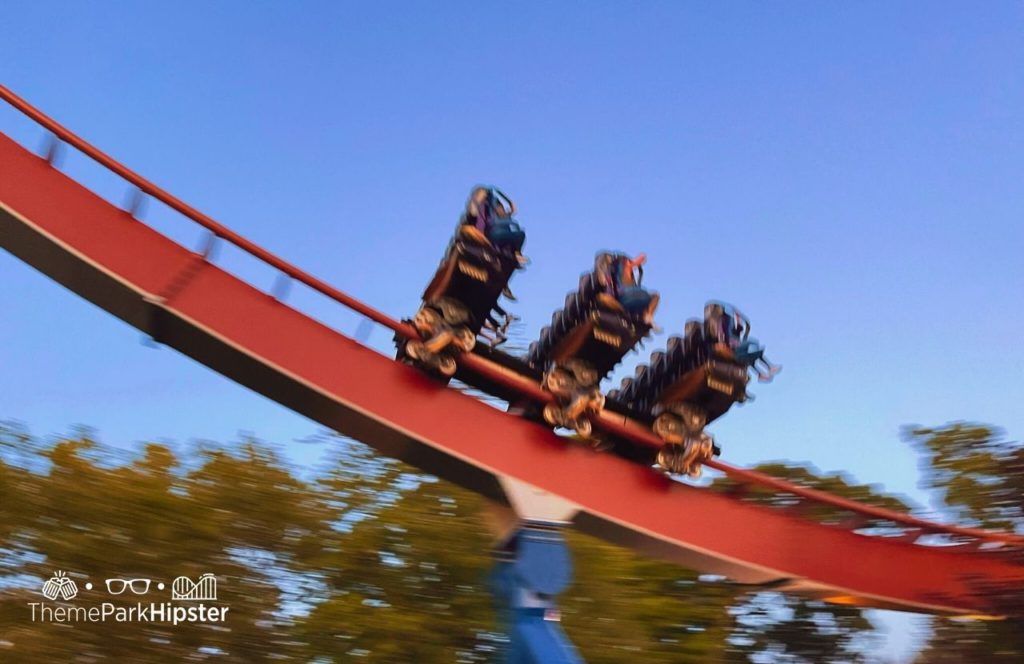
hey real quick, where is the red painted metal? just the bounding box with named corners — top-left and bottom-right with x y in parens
top-left (2, 88), bottom-right (1023, 616)
top-left (3, 83), bottom-right (1020, 547)
top-left (0, 84), bottom-right (413, 339)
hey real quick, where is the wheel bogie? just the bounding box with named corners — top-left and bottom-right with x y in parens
top-left (671, 403), bottom-right (707, 434)
top-left (544, 367), bottom-right (575, 397)
top-left (437, 355), bottom-right (457, 377)
top-left (573, 418), bottom-right (592, 438)
top-left (413, 307), bottom-right (442, 335)
top-left (539, 360), bottom-right (605, 439)
top-left (543, 403), bottom-right (563, 427)
top-left (652, 413), bottom-right (685, 444)
top-left (455, 327), bottom-right (477, 352)
top-left (655, 434), bottom-right (715, 478)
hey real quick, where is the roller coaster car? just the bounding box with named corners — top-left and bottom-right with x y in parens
top-left (397, 188), bottom-right (525, 377)
top-left (526, 252), bottom-right (659, 438)
top-left (608, 302), bottom-right (778, 478)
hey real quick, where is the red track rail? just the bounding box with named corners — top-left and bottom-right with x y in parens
top-left (1, 83), bottom-right (1020, 550)
top-left (5, 88), bottom-right (1024, 617)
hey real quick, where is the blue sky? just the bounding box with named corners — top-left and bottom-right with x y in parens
top-left (1, 2), bottom-right (1021, 658)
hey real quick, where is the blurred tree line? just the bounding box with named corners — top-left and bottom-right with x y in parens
top-left (903, 424), bottom-right (1023, 663)
top-left (0, 421), bottom-right (1019, 662)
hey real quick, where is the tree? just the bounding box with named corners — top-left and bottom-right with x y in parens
top-left (904, 423), bottom-right (1024, 532)
top-left (712, 463), bottom-right (898, 663)
top-left (0, 423), bottom-right (336, 662)
top-left (0, 423), bottom-right (884, 662)
top-left (903, 423), bottom-right (1024, 663)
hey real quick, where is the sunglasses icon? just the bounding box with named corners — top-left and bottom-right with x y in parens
top-left (105, 578), bottom-right (151, 595)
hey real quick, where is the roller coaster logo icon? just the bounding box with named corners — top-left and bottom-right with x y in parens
top-left (171, 573), bottom-right (217, 601)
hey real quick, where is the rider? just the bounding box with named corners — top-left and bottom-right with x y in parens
top-left (598, 252), bottom-right (658, 327)
top-left (461, 186), bottom-right (525, 345)
top-left (704, 301), bottom-right (781, 382)
top-left (462, 186), bottom-right (527, 265)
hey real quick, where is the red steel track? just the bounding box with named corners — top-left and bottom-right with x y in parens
top-left (2, 86), bottom-right (1022, 617)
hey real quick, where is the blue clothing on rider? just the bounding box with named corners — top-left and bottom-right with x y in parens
top-left (605, 253), bottom-right (653, 318)
top-left (704, 301), bottom-right (781, 382)
top-left (464, 187), bottom-right (526, 257)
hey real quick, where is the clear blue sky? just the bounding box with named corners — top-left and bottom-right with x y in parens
top-left (1, 2), bottom-right (1020, 659)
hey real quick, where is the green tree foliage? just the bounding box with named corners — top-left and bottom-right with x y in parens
top-left (902, 423), bottom-right (1024, 663)
top-left (904, 423), bottom-right (1024, 532)
top-left (0, 425), bottom-right (336, 662)
top-left (710, 463), bottom-right (893, 662)
top-left (0, 423), bottom-right (882, 662)
top-left (729, 591), bottom-right (874, 664)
